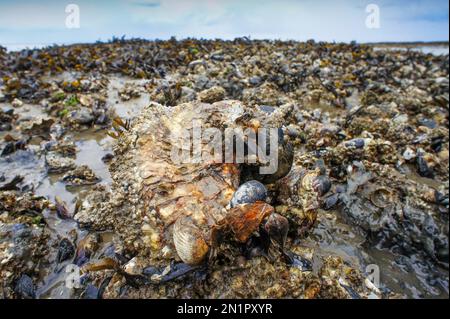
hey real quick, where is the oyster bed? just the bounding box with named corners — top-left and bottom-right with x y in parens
top-left (0, 39), bottom-right (448, 299)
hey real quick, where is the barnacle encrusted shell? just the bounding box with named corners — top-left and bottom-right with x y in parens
top-left (275, 167), bottom-right (323, 232)
top-left (76, 100), bottom-right (287, 265)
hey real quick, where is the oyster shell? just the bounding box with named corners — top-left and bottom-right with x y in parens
top-left (76, 100), bottom-right (292, 265)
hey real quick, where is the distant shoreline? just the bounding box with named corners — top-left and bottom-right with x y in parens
top-left (1, 39), bottom-right (449, 53)
top-left (365, 41), bottom-right (448, 47)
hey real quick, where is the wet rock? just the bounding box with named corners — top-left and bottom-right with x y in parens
top-left (198, 86), bottom-right (226, 103)
top-left (22, 118), bottom-right (54, 138)
top-left (81, 284), bottom-right (99, 299)
top-left (61, 165), bottom-right (101, 187)
top-left (44, 140), bottom-right (77, 157)
top-left (76, 100), bottom-right (316, 270)
top-left (45, 153), bottom-right (76, 173)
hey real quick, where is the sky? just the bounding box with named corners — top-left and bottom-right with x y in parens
top-left (0, 0), bottom-right (448, 50)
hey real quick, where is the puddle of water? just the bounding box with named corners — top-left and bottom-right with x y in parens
top-left (72, 130), bottom-right (113, 183)
top-left (107, 77), bottom-right (151, 120)
top-left (365, 247), bottom-right (448, 299)
top-left (35, 129), bottom-right (113, 211)
top-left (40, 71), bottom-right (87, 83)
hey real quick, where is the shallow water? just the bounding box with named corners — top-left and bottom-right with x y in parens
top-left (35, 130), bottom-right (113, 210)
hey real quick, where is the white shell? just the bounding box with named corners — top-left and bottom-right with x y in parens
top-left (173, 217), bottom-right (209, 265)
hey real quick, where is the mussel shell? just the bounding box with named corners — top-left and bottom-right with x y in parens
top-left (416, 155), bottom-right (434, 178)
top-left (241, 128), bottom-right (294, 184)
top-left (230, 180), bottom-right (268, 208)
top-left (57, 238), bottom-right (75, 263)
top-left (264, 213), bottom-right (289, 247)
top-left (323, 193), bottom-right (340, 210)
top-left (313, 175), bottom-right (332, 196)
top-left (173, 217), bottom-right (210, 265)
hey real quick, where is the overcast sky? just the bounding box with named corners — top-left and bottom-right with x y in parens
top-left (0, 0), bottom-right (448, 50)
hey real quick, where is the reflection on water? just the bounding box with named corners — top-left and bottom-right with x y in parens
top-left (35, 130), bottom-right (114, 211)
top-left (107, 77), bottom-right (151, 120)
